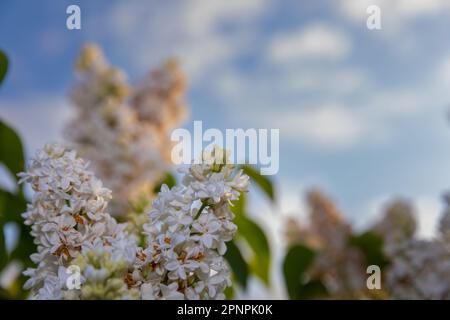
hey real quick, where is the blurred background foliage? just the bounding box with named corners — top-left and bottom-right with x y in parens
top-left (0, 50), bottom-right (35, 298)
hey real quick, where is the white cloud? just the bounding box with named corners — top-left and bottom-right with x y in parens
top-left (279, 67), bottom-right (368, 95)
top-left (340, 0), bottom-right (450, 23)
top-left (266, 105), bottom-right (365, 149)
top-left (356, 193), bottom-right (443, 239)
top-left (217, 49), bottom-right (449, 150)
top-left (267, 23), bottom-right (352, 64)
top-left (415, 196), bottom-right (443, 239)
top-left (433, 55), bottom-right (450, 95)
top-left (232, 81), bottom-right (438, 150)
top-left (355, 194), bottom-right (392, 231)
top-left (182, 0), bottom-right (268, 35)
top-left (0, 95), bottom-right (71, 155)
top-left (92, 0), bottom-right (271, 83)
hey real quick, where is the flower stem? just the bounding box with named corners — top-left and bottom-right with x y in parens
top-left (195, 202), bottom-right (208, 220)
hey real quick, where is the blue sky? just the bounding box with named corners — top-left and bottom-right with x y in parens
top-left (1, 0), bottom-right (450, 245)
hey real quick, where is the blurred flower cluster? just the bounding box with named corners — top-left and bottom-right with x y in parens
top-left (285, 191), bottom-right (366, 298)
top-left (285, 190), bottom-right (450, 299)
top-left (382, 197), bottom-right (450, 299)
top-left (66, 44), bottom-right (187, 217)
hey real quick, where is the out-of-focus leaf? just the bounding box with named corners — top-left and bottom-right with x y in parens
top-left (0, 188), bottom-right (33, 275)
top-left (231, 193), bottom-right (271, 285)
top-left (0, 50), bottom-right (7, 85)
top-left (242, 165), bottom-right (275, 202)
top-left (0, 218), bottom-right (6, 269)
top-left (235, 214), bottom-right (271, 285)
top-left (1, 221), bottom-right (35, 299)
top-left (224, 284), bottom-right (234, 299)
top-left (283, 244), bottom-right (315, 299)
top-left (153, 172), bottom-right (176, 193)
top-left (230, 192), bottom-right (246, 217)
top-left (9, 223), bottom-right (34, 268)
top-left (0, 189), bottom-right (23, 270)
top-left (0, 188), bottom-right (26, 224)
top-left (224, 240), bottom-right (249, 289)
top-left (0, 119), bottom-right (25, 181)
top-left (349, 231), bottom-right (389, 268)
top-left (295, 280), bottom-right (328, 300)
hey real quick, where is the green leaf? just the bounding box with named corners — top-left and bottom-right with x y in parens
top-left (230, 192), bottom-right (246, 217)
top-left (349, 231), bottom-right (389, 269)
top-left (283, 244), bottom-right (316, 299)
top-left (9, 223), bottom-right (34, 268)
top-left (153, 172), bottom-right (176, 193)
top-left (0, 188), bottom-right (26, 224)
top-left (224, 284), bottom-right (234, 299)
top-left (224, 240), bottom-right (249, 289)
top-left (296, 280), bottom-right (328, 300)
top-left (0, 188), bottom-right (30, 270)
top-left (0, 219), bottom-right (6, 270)
top-left (242, 165), bottom-right (275, 202)
top-left (0, 119), bottom-right (25, 181)
top-left (230, 193), bottom-right (271, 285)
top-left (0, 50), bottom-right (7, 85)
top-left (235, 214), bottom-right (271, 285)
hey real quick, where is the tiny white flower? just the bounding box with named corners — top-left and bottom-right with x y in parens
top-left (160, 283), bottom-right (184, 300)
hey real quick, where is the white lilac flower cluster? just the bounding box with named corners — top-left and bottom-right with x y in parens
top-left (385, 239), bottom-right (450, 299)
top-left (131, 58), bottom-right (187, 136)
top-left (302, 191), bottom-right (366, 298)
top-left (373, 200), bottom-right (417, 254)
top-left (133, 149), bottom-right (250, 300)
top-left (21, 144), bottom-right (248, 300)
top-left (19, 144), bottom-right (137, 299)
top-left (381, 197), bottom-right (450, 299)
top-left (66, 44), bottom-right (187, 216)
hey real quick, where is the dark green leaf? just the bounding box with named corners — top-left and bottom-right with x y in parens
top-left (0, 50), bottom-right (7, 85)
top-left (0, 218), bottom-right (6, 270)
top-left (235, 214), bottom-right (271, 285)
top-left (0, 119), bottom-right (25, 181)
top-left (224, 240), bottom-right (249, 289)
top-left (230, 192), bottom-right (246, 217)
top-left (295, 280), bottom-right (328, 299)
top-left (349, 231), bottom-right (389, 269)
top-left (242, 165), bottom-right (275, 202)
top-left (230, 193), bottom-right (271, 285)
top-left (0, 188), bottom-right (26, 224)
top-left (9, 223), bottom-right (35, 268)
top-left (0, 188), bottom-right (33, 272)
top-left (224, 284), bottom-right (234, 299)
top-left (283, 244), bottom-right (315, 299)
